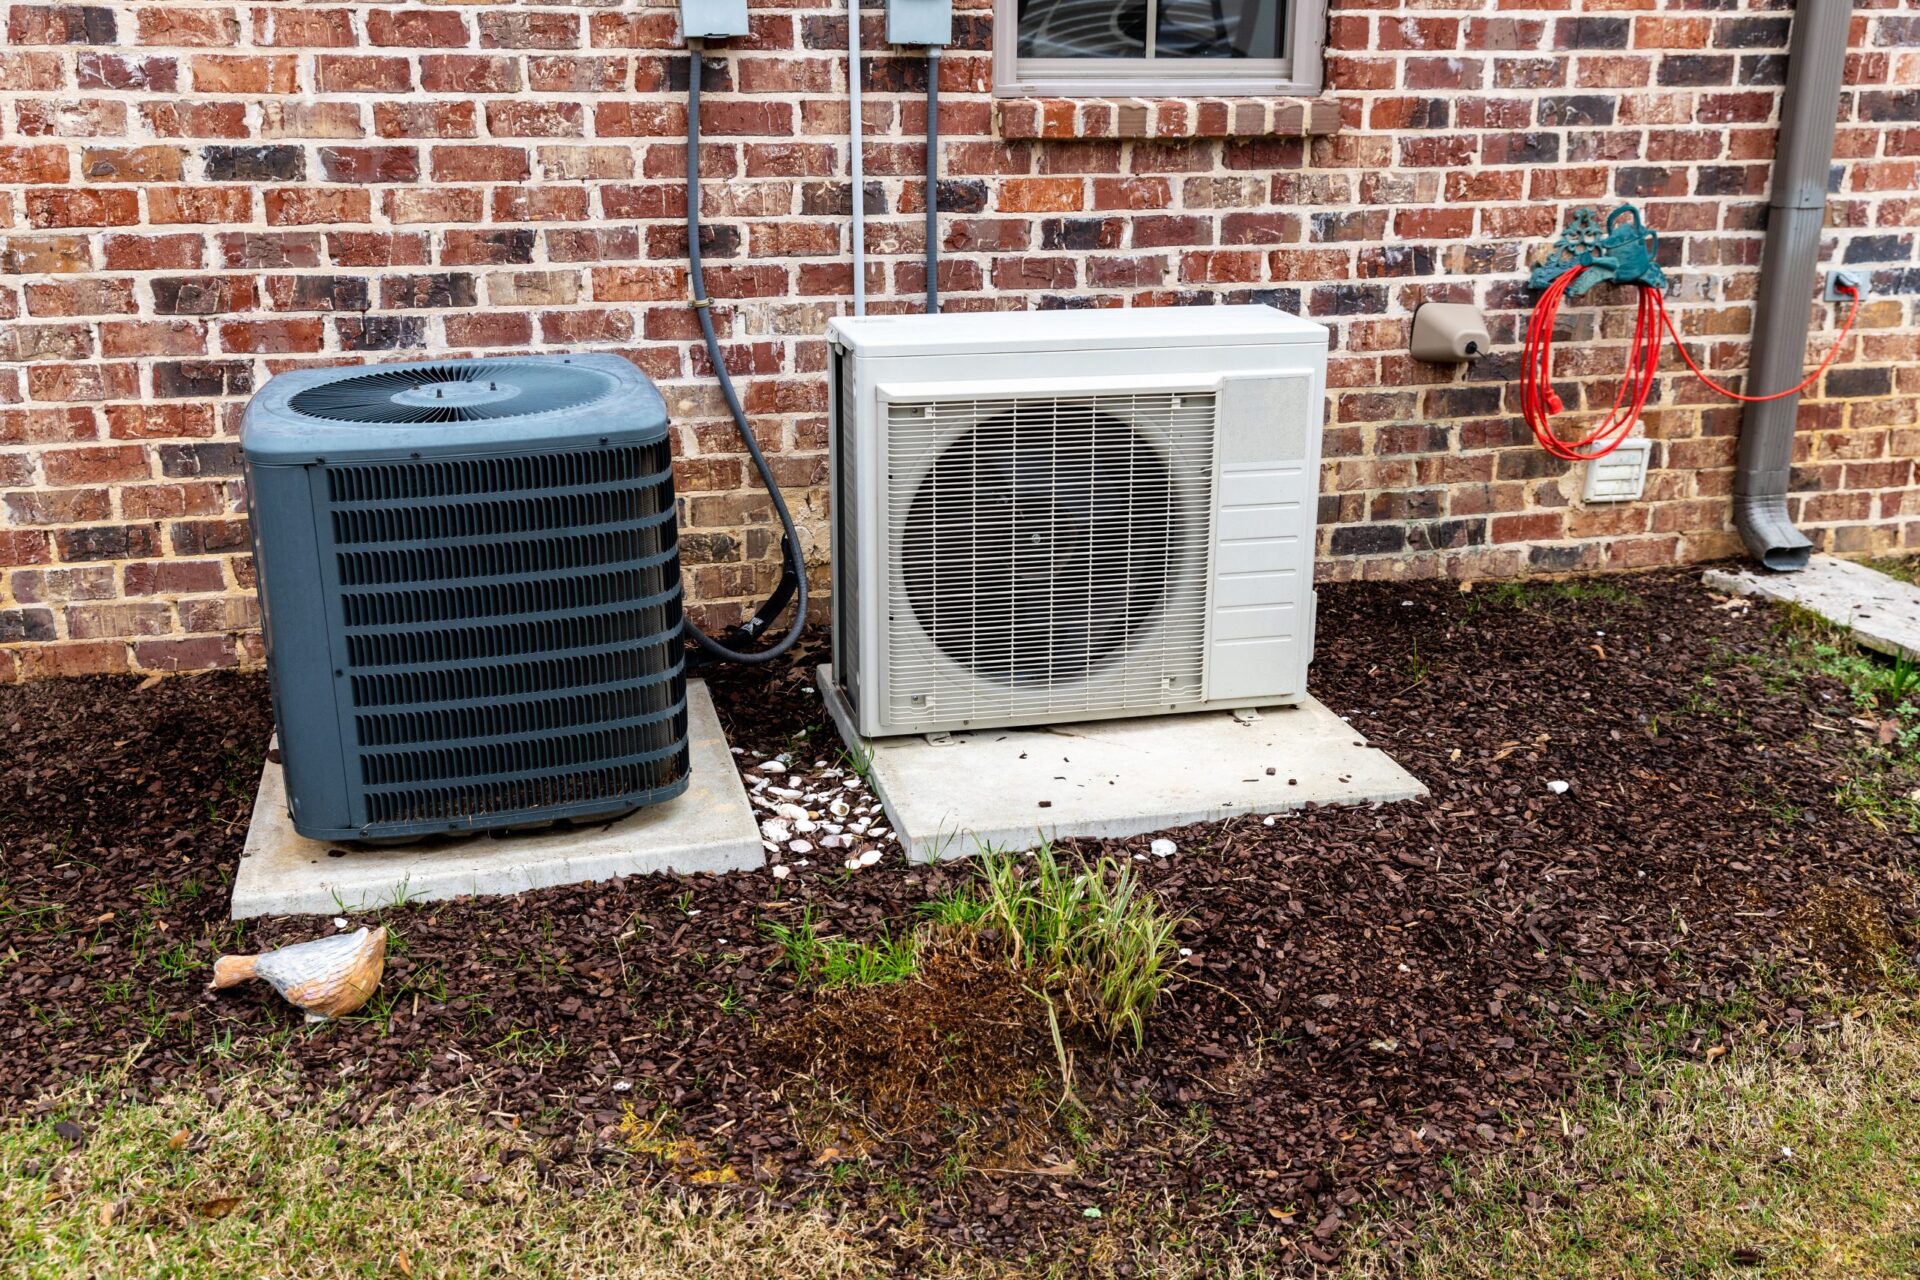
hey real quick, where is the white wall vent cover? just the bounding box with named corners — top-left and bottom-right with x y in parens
top-left (827, 306), bottom-right (1328, 738)
top-left (1582, 435), bottom-right (1652, 503)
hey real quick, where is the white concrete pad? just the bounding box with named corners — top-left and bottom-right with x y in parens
top-left (1705, 555), bottom-right (1920, 662)
top-left (231, 680), bottom-right (762, 919)
top-left (817, 666), bottom-right (1427, 862)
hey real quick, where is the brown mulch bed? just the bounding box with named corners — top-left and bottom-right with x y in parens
top-left (3, 567), bottom-right (1915, 1272)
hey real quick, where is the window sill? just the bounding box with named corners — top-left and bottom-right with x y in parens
top-left (995, 96), bottom-right (1342, 142)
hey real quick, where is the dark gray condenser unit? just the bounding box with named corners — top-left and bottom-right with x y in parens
top-left (242, 355), bottom-right (689, 842)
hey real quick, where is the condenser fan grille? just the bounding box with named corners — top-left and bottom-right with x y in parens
top-left (289, 360), bottom-right (616, 425)
top-left (887, 391), bottom-right (1216, 724)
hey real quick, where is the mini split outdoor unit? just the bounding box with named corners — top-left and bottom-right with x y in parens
top-left (827, 305), bottom-right (1328, 738)
top-left (242, 356), bottom-right (689, 842)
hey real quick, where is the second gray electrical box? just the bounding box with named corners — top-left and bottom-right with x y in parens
top-left (680, 0), bottom-right (749, 39)
top-left (887, 0), bottom-right (952, 45)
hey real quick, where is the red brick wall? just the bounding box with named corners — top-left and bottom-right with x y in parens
top-left (1, 0), bottom-right (1917, 681)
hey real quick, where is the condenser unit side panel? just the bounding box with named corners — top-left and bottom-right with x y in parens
top-left (1205, 371), bottom-right (1319, 706)
top-left (848, 348), bottom-right (893, 740)
top-left (828, 342), bottom-right (854, 712)
top-left (248, 460), bottom-right (355, 836)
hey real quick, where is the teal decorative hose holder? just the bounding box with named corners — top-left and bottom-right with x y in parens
top-left (1528, 204), bottom-right (1666, 297)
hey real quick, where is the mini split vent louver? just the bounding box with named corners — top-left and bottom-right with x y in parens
top-left (242, 355), bottom-right (689, 842)
top-left (828, 306), bottom-right (1328, 738)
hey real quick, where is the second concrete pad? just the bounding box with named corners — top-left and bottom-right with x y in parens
top-left (1704, 555), bottom-right (1920, 662)
top-left (818, 666), bottom-right (1427, 862)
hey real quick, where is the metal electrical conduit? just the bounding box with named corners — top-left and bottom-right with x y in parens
top-left (849, 0), bottom-right (865, 317)
top-left (849, 9), bottom-right (943, 315)
top-left (1735, 0), bottom-right (1853, 572)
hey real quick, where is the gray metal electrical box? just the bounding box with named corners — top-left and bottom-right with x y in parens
top-left (887, 0), bottom-right (951, 45)
top-left (680, 0), bottom-right (749, 40)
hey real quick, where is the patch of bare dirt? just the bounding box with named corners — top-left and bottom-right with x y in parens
top-left (765, 945), bottom-right (1067, 1168)
top-left (1786, 883), bottom-right (1909, 981)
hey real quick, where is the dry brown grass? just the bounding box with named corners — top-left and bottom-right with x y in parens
top-left (2, 1076), bottom-right (889, 1280)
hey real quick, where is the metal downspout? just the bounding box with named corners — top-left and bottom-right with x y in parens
top-left (1733, 0), bottom-right (1852, 572)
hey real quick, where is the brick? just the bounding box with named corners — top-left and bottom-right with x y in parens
top-left (135, 636), bottom-right (238, 673)
top-left (262, 275), bottom-right (368, 313)
top-left (123, 559), bottom-right (226, 596)
top-left (218, 231), bottom-right (323, 270)
top-left (257, 8), bottom-right (355, 48)
top-left (82, 146), bottom-right (185, 183)
top-left (366, 8), bottom-right (469, 47)
top-left (430, 146), bottom-right (530, 183)
top-left (190, 54), bottom-right (299, 94)
top-left (264, 188), bottom-right (371, 225)
top-left (24, 188), bottom-right (138, 229)
top-left (147, 187), bottom-right (251, 226)
top-left (42, 444), bottom-right (147, 486)
top-left (316, 55), bottom-right (412, 94)
top-left (24, 278), bottom-right (136, 317)
top-left (420, 54), bottom-right (521, 94)
top-left (0, 145), bottom-right (70, 184)
top-left (997, 178), bottom-right (1084, 213)
top-left (18, 98), bottom-right (129, 137)
top-left (485, 102), bottom-right (586, 138)
top-left (318, 146), bottom-right (420, 185)
top-left (328, 231), bottom-right (431, 267)
top-left (337, 320), bottom-right (428, 355)
top-left (153, 360), bottom-right (250, 398)
top-left (375, 101), bottom-right (479, 140)
top-left (136, 7), bottom-right (237, 44)
top-left (446, 312), bottom-right (534, 347)
top-left (106, 402), bottom-right (217, 439)
top-left (261, 103), bottom-right (365, 140)
top-left (480, 11), bottom-right (580, 49)
top-left (203, 145), bottom-right (304, 182)
top-left (101, 320), bottom-right (204, 358)
top-left (57, 523), bottom-right (163, 561)
top-left (380, 274), bottom-right (478, 309)
top-left (140, 101), bottom-right (248, 140)
top-left (8, 5), bottom-right (115, 44)
top-left (219, 318), bottom-right (325, 355)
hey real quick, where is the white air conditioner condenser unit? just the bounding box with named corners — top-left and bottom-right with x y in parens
top-left (827, 305), bottom-right (1328, 739)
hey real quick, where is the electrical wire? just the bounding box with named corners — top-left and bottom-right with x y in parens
top-left (681, 49), bottom-right (809, 664)
top-left (1521, 265), bottom-right (1861, 462)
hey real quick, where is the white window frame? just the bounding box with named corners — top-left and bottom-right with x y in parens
top-left (993, 0), bottom-right (1326, 98)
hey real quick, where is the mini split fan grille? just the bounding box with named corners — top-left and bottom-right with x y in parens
top-left (243, 354), bottom-right (689, 842)
top-left (288, 360), bottom-right (615, 425)
top-left (885, 391), bottom-right (1217, 724)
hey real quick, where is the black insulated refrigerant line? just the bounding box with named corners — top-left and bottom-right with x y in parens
top-left (682, 47), bottom-right (809, 664)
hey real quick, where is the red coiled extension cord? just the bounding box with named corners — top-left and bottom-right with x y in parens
top-left (1520, 266), bottom-right (1862, 462)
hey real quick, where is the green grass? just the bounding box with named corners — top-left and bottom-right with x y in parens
top-left (1865, 555), bottom-right (1920, 587)
top-left (1722, 602), bottom-right (1920, 831)
top-left (966, 844), bottom-right (1183, 1049)
top-left (762, 907), bottom-right (919, 987)
top-left (1467, 579), bottom-right (1640, 614)
top-left (763, 845), bottom-right (1183, 1049)
top-left (1338, 999), bottom-right (1920, 1280)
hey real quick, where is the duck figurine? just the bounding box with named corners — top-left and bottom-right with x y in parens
top-left (211, 926), bottom-right (388, 1022)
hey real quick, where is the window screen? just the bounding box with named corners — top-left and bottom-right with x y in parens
top-left (1016, 0), bottom-right (1287, 61)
